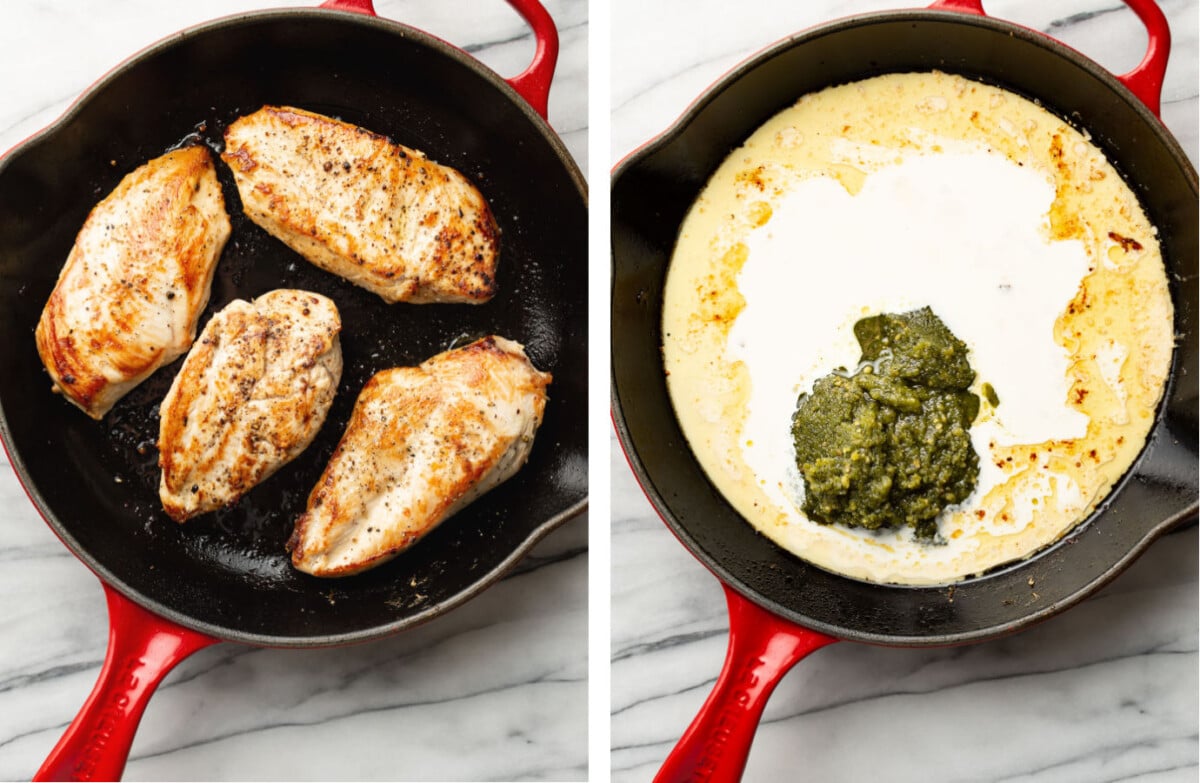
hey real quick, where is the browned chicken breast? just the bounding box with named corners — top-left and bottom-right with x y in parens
top-left (222, 106), bottom-right (499, 304)
top-left (158, 290), bottom-right (342, 522)
top-left (289, 336), bottom-right (551, 577)
top-left (35, 145), bottom-right (231, 419)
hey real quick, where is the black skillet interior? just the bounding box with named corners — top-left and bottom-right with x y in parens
top-left (0, 10), bottom-right (587, 645)
top-left (611, 11), bottom-right (1197, 646)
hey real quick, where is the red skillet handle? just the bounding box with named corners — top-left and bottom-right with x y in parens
top-left (499, 0), bottom-right (560, 120)
top-left (928, 0), bottom-right (1170, 117)
top-left (34, 584), bottom-right (218, 782)
top-left (654, 585), bottom-right (838, 783)
top-left (319, 0), bottom-right (559, 120)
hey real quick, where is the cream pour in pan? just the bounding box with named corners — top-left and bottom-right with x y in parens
top-left (662, 72), bottom-right (1174, 585)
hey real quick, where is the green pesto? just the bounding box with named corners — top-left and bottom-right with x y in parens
top-left (792, 307), bottom-right (980, 539)
top-left (982, 382), bottom-right (1000, 407)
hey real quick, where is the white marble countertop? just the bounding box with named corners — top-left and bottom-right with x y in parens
top-left (0, 1), bottom-right (587, 781)
top-left (611, 1), bottom-right (1198, 782)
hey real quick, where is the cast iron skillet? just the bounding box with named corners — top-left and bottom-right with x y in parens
top-left (611, 0), bottom-right (1196, 779)
top-left (0, 0), bottom-right (586, 779)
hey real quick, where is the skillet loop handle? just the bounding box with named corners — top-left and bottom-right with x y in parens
top-left (502, 0), bottom-right (560, 120)
top-left (926, 0), bottom-right (984, 14)
top-left (35, 584), bottom-right (218, 782)
top-left (928, 0), bottom-right (1170, 117)
top-left (1113, 0), bottom-right (1170, 118)
top-left (318, 0), bottom-right (559, 120)
top-left (654, 586), bottom-right (838, 783)
top-left (318, 0), bottom-right (375, 13)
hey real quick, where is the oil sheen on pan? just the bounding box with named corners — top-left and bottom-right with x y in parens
top-left (661, 71), bottom-right (1174, 585)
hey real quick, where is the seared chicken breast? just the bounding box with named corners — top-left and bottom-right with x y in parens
top-left (289, 336), bottom-right (551, 577)
top-left (158, 290), bottom-right (342, 522)
top-left (35, 146), bottom-right (231, 419)
top-left (222, 106), bottom-right (499, 304)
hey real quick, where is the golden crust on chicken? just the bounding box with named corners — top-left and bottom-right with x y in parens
top-left (222, 106), bottom-right (499, 304)
top-left (36, 145), bottom-right (231, 419)
top-left (289, 336), bottom-right (550, 577)
top-left (158, 289), bottom-right (342, 522)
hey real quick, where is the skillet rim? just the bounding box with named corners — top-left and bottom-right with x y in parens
top-left (0, 6), bottom-right (589, 648)
top-left (610, 7), bottom-right (1198, 647)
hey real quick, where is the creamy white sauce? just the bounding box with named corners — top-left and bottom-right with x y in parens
top-left (730, 147), bottom-right (1091, 529)
top-left (662, 72), bottom-right (1173, 585)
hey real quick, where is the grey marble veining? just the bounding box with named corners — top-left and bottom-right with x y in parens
top-left (0, 1), bottom-right (587, 780)
top-left (610, 1), bottom-right (1198, 781)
